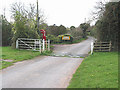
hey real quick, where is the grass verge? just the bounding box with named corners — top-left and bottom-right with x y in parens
top-left (0, 47), bottom-right (52, 69)
top-left (68, 52), bottom-right (118, 88)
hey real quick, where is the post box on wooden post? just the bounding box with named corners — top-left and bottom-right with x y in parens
top-left (40, 29), bottom-right (46, 51)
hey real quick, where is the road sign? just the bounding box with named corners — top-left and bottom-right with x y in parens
top-left (62, 36), bottom-right (70, 40)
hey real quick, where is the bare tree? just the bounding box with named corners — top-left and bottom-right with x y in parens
top-left (91, 0), bottom-right (108, 21)
top-left (10, 2), bottom-right (46, 24)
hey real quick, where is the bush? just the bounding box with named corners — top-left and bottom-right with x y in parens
top-left (2, 16), bottom-right (13, 46)
top-left (46, 34), bottom-right (60, 43)
top-left (48, 25), bottom-right (67, 36)
top-left (11, 12), bottom-right (39, 48)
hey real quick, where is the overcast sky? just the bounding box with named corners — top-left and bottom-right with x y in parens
top-left (0, 0), bottom-right (111, 27)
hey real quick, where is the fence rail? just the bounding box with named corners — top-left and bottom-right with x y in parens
top-left (93, 41), bottom-right (112, 52)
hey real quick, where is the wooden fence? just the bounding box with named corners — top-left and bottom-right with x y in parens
top-left (93, 41), bottom-right (112, 52)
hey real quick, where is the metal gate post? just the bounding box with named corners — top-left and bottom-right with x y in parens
top-left (91, 41), bottom-right (94, 54)
top-left (42, 39), bottom-right (45, 51)
top-left (39, 40), bottom-right (41, 53)
top-left (16, 39), bottom-right (18, 49)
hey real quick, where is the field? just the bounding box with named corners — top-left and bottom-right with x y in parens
top-left (0, 47), bottom-right (52, 69)
top-left (68, 52), bottom-right (118, 88)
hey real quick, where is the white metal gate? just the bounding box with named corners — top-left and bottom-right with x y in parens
top-left (16, 38), bottom-right (50, 52)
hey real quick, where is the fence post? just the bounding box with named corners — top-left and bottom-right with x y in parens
top-left (91, 41), bottom-right (94, 54)
top-left (35, 40), bottom-right (37, 50)
top-left (100, 41), bottom-right (101, 51)
top-left (39, 40), bottom-right (41, 53)
top-left (46, 40), bottom-right (47, 50)
top-left (16, 39), bottom-right (18, 49)
top-left (109, 41), bottom-right (111, 52)
top-left (43, 39), bottom-right (45, 51)
top-left (48, 39), bottom-right (50, 51)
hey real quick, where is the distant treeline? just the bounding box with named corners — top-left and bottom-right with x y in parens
top-left (1, 14), bottom-right (89, 47)
top-left (1, 2), bottom-right (90, 47)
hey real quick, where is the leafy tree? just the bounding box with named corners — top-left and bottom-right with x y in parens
top-left (1, 15), bottom-right (13, 46)
top-left (11, 11), bottom-right (39, 48)
top-left (46, 34), bottom-right (60, 43)
top-left (48, 25), bottom-right (67, 36)
top-left (90, 26), bottom-right (96, 37)
top-left (91, 1), bottom-right (106, 20)
top-left (93, 2), bottom-right (119, 51)
top-left (70, 26), bottom-right (76, 30)
top-left (39, 23), bottom-right (48, 30)
top-left (39, 23), bottom-right (48, 36)
top-left (69, 27), bottom-right (83, 37)
top-left (11, 2), bottom-right (46, 24)
top-left (0, 16), bottom-right (1, 46)
top-left (57, 25), bottom-right (67, 35)
top-left (10, 2), bottom-right (47, 48)
top-left (80, 23), bottom-right (90, 38)
top-left (48, 25), bottom-right (58, 36)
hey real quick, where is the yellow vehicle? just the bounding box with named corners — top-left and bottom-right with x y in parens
top-left (58, 34), bottom-right (73, 42)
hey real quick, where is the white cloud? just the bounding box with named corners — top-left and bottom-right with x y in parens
top-left (110, 0), bottom-right (120, 2)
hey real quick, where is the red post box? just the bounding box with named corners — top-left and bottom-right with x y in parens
top-left (40, 29), bottom-right (46, 40)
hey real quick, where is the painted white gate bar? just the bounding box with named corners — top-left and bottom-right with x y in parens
top-left (91, 41), bottom-right (94, 55)
top-left (16, 39), bottom-right (18, 49)
top-left (42, 39), bottom-right (45, 51)
top-left (16, 38), bottom-right (50, 52)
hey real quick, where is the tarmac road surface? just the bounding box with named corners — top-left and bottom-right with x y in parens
top-left (52, 36), bottom-right (94, 57)
top-left (1, 36), bottom-right (94, 88)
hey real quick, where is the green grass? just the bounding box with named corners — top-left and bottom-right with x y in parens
top-left (0, 47), bottom-right (52, 69)
top-left (1, 61), bottom-right (13, 69)
top-left (0, 47), bottom-right (2, 58)
top-left (68, 52), bottom-right (118, 88)
top-left (2, 47), bottom-right (41, 61)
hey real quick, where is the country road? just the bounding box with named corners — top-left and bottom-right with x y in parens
top-left (1, 36), bottom-right (94, 88)
top-left (52, 36), bottom-right (94, 57)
